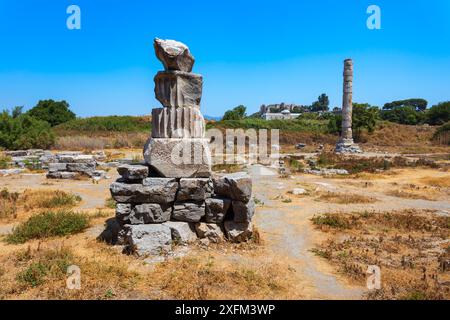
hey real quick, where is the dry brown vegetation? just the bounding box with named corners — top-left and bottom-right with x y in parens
top-left (311, 209), bottom-right (450, 299)
top-left (54, 132), bottom-right (148, 151)
top-left (0, 189), bottom-right (82, 222)
top-left (316, 192), bottom-right (377, 204)
top-left (386, 189), bottom-right (437, 201)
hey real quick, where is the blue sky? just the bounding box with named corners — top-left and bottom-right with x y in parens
top-left (0, 0), bottom-right (449, 117)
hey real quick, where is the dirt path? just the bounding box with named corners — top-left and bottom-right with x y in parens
top-left (250, 165), bottom-right (365, 299)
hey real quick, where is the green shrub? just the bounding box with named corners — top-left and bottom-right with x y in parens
top-left (54, 116), bottom-right (151, 132)
top-left (6, 210), bottom-right (89, 244)
top-left (38, 191), bottom-right (82, 208)
top-left (0, 111), bottom-right (55, 150)
top-left (427, 102), bottom-right (450, 125)
top-left (0, 155), bottom-right (11, 169)
top-left (16, 247), bottom-right (74, 287)
top-left (311, 213), bottom-right (351, 229)
top-left (27, 99), bottom-right (76, 126)
top-left (210, 118), bottom-right (328, 133)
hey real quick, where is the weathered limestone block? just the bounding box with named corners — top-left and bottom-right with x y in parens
top-left (205, 197), bottom-right (231, 223)
top-left (154, 71), bottom-right (202, 109)
top-left (49, 163), bottom-right (67, 172)
top-left (143, 138), bottom-right (212, 178)
top-left (195, 223), bottom-right (224, 243)
top-left (151, 107), bottom-right (205, 138)
top-left (57, 154), bottom-right (94, 163)
top-left (154, 38), bottom-right (195, 72)
top-left (232, 198), bottom-right (255, 223)
top-left (224, 221), bottom-right (253, 243)
top-left (46, 171), bottom-right (78, 179)
top-left (213, 172), bottom-right (252, 202)
top-left (122, 224), bottom-right (172, 256)
top-left (110, 178), bottom-right (177, 204)
top-left (66, 162), bottom-right (95, 173)
top-left (172, 201), bottom-right (205, 222)
top-left (162, 221), bottom-right (197, 243)
top-left (117, 164), bottom-right (149, 181)
top-left (128, 203), bottom-right (172, 224)
top-left (176, 178), bottom-right (213, 201)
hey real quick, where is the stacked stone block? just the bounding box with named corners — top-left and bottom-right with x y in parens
top-left (110, 165), bottom-right (255, 256)
top-left (47, 153), bottom-right (105, 179)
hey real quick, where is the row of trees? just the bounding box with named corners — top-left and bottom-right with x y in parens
top-left (0, 100), bottom-right (76, 150)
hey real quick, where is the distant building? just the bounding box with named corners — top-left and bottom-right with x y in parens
top-left (260, 103), bottom-right (306, 120)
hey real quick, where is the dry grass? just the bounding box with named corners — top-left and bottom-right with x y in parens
top-left (311, 209), bottom-right (450, 299)
top-left (386, 189), bottom-right (437, 201)
top-left (151, 251), bottom-right (297, 299)
top-left (54, 132), bottom-right (148, 151)
top-left (316, 192), bottom-right (377, 204)
top-left (420, 176), bottom-right (450, 188)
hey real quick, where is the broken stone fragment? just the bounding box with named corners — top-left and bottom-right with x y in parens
top-left (205, 197), bottom-right (231, 223)
top-left (176, 178), bottom-right (213, 201)
top-left (46, 171), bottom-right (78, 179)
top-left (194, 223), bottom-right (224, 243)
top-left (66, 162), bottom-right (95, 174)
top-left (224, 221), bottom-right (253, 243)
top-left (154, 71), bottom-right (202, 109)
top-left (122, 224), bottom-right (172, 256)
top-left (172, 201), bottom-right (205, 223)
top-left (128, 203), bottom-right (172, 224)
top-left (154, 38), bottom-right (195, 72)
top-left (213, 172), bottom-right (252, 202)
top-left (110, 178), bottom-right (177, 204)
top-left (117, 164), bottom-right (149, 181)
top-left (232, 198), bottom-right (255, 223)
top-left (162, 221), bottom-right (197, 244)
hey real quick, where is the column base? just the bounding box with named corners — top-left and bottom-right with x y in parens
top-left (143, 138), bottom-right (212, 178)
top-left (335, 139), bottom-right (363, 154)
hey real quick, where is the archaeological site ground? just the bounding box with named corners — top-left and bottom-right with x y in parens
top-left (0, 1), bottom-right (449, 314)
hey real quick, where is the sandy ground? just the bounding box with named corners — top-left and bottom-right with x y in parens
top-left (0, 163), bottom-right (449, 299)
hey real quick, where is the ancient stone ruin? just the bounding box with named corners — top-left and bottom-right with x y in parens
top-left (335, 59), bottom-right (362, 154)
top-left (46, 152), bottom-right (107, 180)
top-left (108, 39), bottom-right (255, 256)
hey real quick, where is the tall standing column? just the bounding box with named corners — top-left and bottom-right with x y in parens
top-left (335, 59), bottom-right (362, 153)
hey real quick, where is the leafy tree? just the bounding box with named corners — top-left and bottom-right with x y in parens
top-left (222, 105), bottom-right (247, 120)
top-left (380, 105), bottom-right (425, 125)
top-left (310, 94), bottom-right (329, 112)
top-left (27, 99), bottom-right (76, 126)
top-left (383, 98), bottom-right (428, 112)
top-left (0, 110), bottom-right (55, 150)
top-left (328, 103), bottom-right (379, 138)
top-left (12, 106), bottom-right (23, 118)
top-left (426, 101), bottom-right (450, 125)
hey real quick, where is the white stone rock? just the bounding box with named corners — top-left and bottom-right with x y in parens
top-left (195, 223), bottom-right (224, 243)
top-left (224, 221), bottom-right (253, 243)
top-left (162, 221), bottom-right (197, 244)
top-left (122, 224), bottom-right (172, 256)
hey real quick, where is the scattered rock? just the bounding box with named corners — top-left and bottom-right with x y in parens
top-left (46, 171), bottom-right (78, 179)
top-left (291, 188), bottom-right (307, 195)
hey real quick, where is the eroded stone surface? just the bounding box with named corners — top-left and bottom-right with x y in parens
top-left (162, 221), bottom-right (197, 243)
top-left (205, 197), bottom-right (231, 223)
top-left (213, 172), bottom-right (252, 202)
top-left (232, 198), bottom-right (255, 223)
top-left (129, 203), bottom-right (172, 224)
top-left (154, 38), bottom-right (195, 72)
top-left (117, 164), bottom-right (149, 181)
top-left (154, 71), bottom-right (202, 109)
top-left (195, 223), bottom-right (224, 243)
top-left (152, 107), bottom-right (205, 138)
top-left (177, 178), bottom-right (213, 201)
top-left (143, 138), bottom-right (212, 178)
top-left (172, 201), bottom-right (205, 222)
top-left (110, 179), bottom-right (177, 204)
top-left (224, 221), bottom-right (253, 243)
top-left (122, 224), bottom-right (172, 256)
